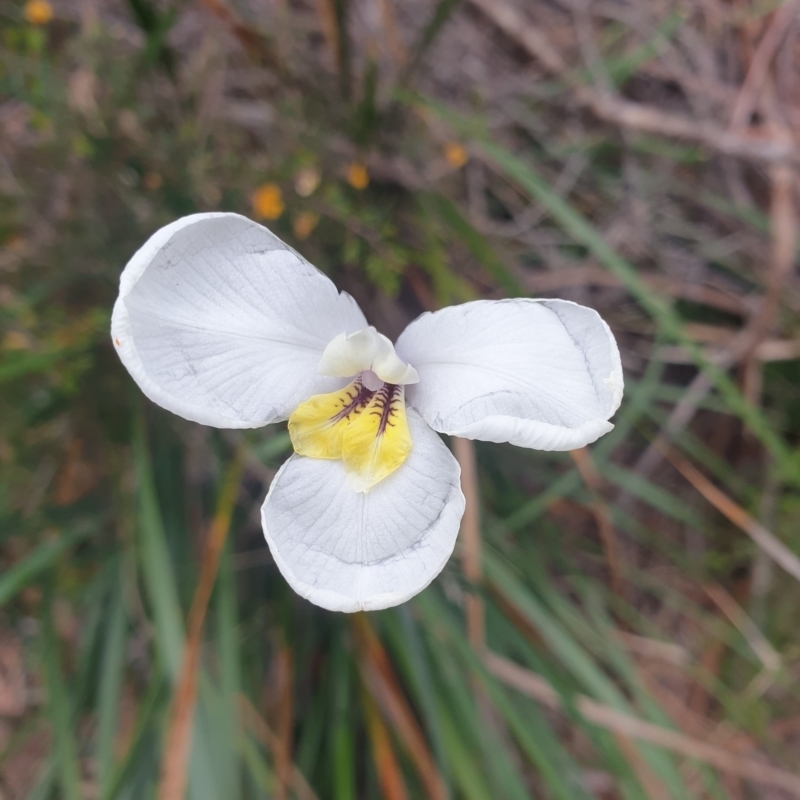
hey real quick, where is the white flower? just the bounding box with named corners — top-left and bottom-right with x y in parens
top-left (111, 213), bottom-right (623, 612)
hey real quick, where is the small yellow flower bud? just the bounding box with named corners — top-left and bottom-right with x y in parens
top-left (346, 162), bottom-right (369, 191)
top-left (251, 183), bottom-right (285, 221)
top-left (24, 0), bottom-right (53, 25)
top-left (293, 212), bottom-right (319, 240)
top-left (294, 167), bottom-right (321, 197)
top-left (444, 142), bottom-right (468, 169)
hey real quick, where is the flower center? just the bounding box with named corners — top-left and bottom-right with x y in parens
top-left (287, 328), bottom-right (417, 492)
top-left (316, 326), bottom-right (419, 386)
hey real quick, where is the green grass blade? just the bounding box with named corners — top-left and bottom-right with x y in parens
top-left (96, 582), bottom-right (128, 797)
top-left (412, 596), bottom-right (541, 799)
top-left (43, 585), bottom-right (84, 800)
top-left (331, 635), bottom-right (356, 800)
top-left (24, 759), bottom-right (56, 800)
top-left (240, 732), bottom-right (276, 794)
top-left (214, 542), bottom-right (242, 800)
top-left (102, 676), bottom-right (167, 800)
top-left (132, 411), bottom-right (184, 678)
top-left (423, 595), bottom-right (594, 800)
top-left (436, 713), bottom-right (495, 800)
top-left (485, 551), bottom-right (634, 708)
top-left (384, 606), bottom-right (452, 797)
top-left (601, 463), bottom-right (705, 528)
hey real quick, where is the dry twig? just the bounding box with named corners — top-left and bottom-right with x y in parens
top-left (570, 448), bottom-right (624, 598)
top-left (484, 652), bottom-right (800, 794)
top-left (729, 2), bottom-right (800, 130)
top-left (467, 0), bottom-right (800, 164)
top-left (362, 689), bottom-right (410, 800)
top-left (664, 448), bottom-right (800, 585)
top-left (453, 438), bottom-right (485, 651)
top-left (704, 583), bottom-right (781, 674)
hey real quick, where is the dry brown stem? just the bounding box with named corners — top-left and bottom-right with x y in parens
top-left (703, 583), bottom-right (781, 674)
top-left (314, 0), bottom-right (340, 72)
top-left (613, 631), bottom-right (689, 667)
top-left (583, 93), bottom-right (797, 164)
top-left (657, 338), bottom-right (800, 364)
top-left (663, 448), bottom-right (800, 585)
top-left (467, 0), bottom-right (800, 164)
top-left (742, 153), bottom-right (797, 403)
top-left (484, 652), bottom-right (800, 794)
top-left (353, 616), bottom-right (448, 800)
top-left (729, 2), bottom-right (800, 130)
top-left (627, 155), bottom-right (794, 480)
top-left (614, 732), bottom-right (671, 800)
top-left (196, 0), bottom-right (278, 65)
top-left (523, 267), bottom-right (749, 316)
top-left (570, 448), bottom-right (624, 598)
top-left (362, 686), bottom-right (410, 800)
top-left (453, 437), bottom-right (485, 651)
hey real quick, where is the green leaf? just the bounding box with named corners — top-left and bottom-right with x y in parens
top-left (96, 582), bottom-right (128, 797)
top-left (43, 585), bottom-right (84, 800)
top-left (132, 412), bottom-right (185, 679)
top-left (332, 646), bottom-right (356, 799)
top-left (214, 542), bottom-right (242, 800)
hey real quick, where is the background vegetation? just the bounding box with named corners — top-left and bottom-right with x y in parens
top-left (2, 0), bottom-right (800, 797)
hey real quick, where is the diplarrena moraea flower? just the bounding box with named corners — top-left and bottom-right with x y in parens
top-left (111, 213), bottom-right (623, 613)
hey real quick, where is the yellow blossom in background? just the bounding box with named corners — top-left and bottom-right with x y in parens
top-left (293, 212), bottom-right (319, 241)
top-left (23, 0), bottom-right (53, 25)
top-left (251, 183), bottom-right (285, 220)
top-left (346, 162), bottom-right (369, 190)
top-left (294, 167), bottom-right (321, 197)
top-left (444, 142), bottom-right (468, 169)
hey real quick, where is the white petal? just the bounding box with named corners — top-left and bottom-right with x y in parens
top-left (111, 213), bottom-right (367, 428)
top-left (372, 340), bottom-right (420, 385)
top-left (395, 299), bottom-right (623, 451)
top-left (318, 327), bottom-right (419, 385)
top-left (261, 410), bottom-right (464, 612)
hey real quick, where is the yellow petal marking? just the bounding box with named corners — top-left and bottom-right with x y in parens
top-left (288, 379), bottom-right (372, 460)
top-left (341, 384), bottom-right (412, 492)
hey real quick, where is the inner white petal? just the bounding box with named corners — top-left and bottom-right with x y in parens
top-left (361, 369), bottom-right (383, 391)
top-left (318, 326), bottom-right (419, 385)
